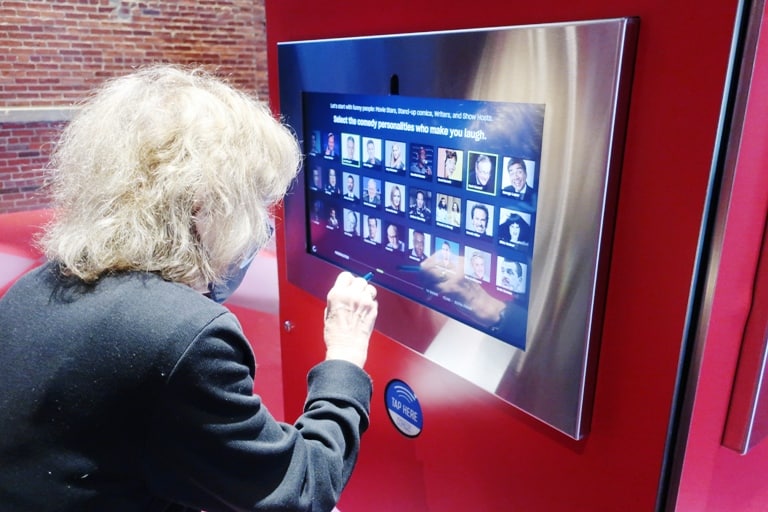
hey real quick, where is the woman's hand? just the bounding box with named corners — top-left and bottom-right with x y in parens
top-left (323, 272), bottom-right (378, 368)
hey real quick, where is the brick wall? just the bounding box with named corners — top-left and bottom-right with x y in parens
top-left (0, 121), bottom-right (64, 212)
top-left (0, 0), bottom-right (267, 214)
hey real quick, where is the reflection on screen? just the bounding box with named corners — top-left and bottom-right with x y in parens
top-left (303, 92), bottom-right (544, 349)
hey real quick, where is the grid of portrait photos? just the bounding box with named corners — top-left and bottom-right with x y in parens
top-left (303, 93), bottom-right (543, 349)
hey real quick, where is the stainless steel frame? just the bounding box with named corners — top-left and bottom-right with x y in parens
top-left (278, 18), bottom-right (638, 439)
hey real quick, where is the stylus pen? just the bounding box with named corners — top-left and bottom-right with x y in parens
top-left (362, 271), bottom-right (374, 282)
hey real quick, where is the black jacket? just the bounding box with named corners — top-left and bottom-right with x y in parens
top-left (0, 263), bottom-right (372, 511)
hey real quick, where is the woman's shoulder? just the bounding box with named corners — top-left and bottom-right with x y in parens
top-left (30, 265), bottom-right (239, 364)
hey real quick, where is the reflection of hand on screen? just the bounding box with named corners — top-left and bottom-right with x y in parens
top-left (419, 253), bottom-right (505, 327)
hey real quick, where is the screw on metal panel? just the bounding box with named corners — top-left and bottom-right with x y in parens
top-left (283, 320), bottom-right (294, 332)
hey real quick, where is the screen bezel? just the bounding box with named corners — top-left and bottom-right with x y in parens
top-left (278, 18), bottom-right (638, 439)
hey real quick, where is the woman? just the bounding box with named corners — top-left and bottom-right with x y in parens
top-left (0, 65), bottom-right (378, 512)
top-left (435, 195), bottom-right (449, 223)
top-left (388, 141), bottom-right (405, 170)
top-left (440, 149), bottom-right (458, 180)
top-left (500, 212), bottom-right (531, 245)
top-left (387, 184), bottom-right (403, 214)
top-left (450, 199), bottom-right (462, 226)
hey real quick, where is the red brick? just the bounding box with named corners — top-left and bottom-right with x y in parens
top-left (0, 0), bottom-right (266, 213)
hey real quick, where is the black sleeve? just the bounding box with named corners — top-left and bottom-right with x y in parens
top-left (143, 312), bottom-right (372, 512)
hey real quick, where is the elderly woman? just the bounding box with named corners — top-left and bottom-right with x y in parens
top-left (0, 65), bottom-right (377, 512)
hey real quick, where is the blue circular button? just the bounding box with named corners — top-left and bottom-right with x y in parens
top-left (384, 379), bottom-right (423, 437)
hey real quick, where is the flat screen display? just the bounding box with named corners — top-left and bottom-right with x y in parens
top-left (303, 92), bottom-right (544, 349)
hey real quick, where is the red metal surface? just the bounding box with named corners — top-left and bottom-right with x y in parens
top-left (675, 2), bottom-right (768, 510)
top-left (720, 0), bottom-right (768, 455)
top-left (266, 1), bottom-right (746, 509)
top-left (0, 209), bottom-right (49, 295)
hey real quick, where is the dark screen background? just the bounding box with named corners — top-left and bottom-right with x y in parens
top-left (303, 92), bottom-right (544, 349)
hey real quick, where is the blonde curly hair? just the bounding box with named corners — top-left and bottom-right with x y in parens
top-left (39, 64), bottom-right (301, 290)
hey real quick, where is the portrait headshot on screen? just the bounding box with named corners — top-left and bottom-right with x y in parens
top-left (467, 202), bottom-right (493, 237)
top-left (342, 134), bottom-right (360, 167)
top-left (343, 209), bottom-right (359, 237)
top-left (409, 145), bottom-right (433, 176)
top-left (465, 249), bottom-right (490, 282)
top-left (309, 130), bottom-right (321, 155)
top-left (385, 223), bottom-right (405, 252)
top-left (499, 211), bottom-right (532, 247)
top-left (450, 199), bottom-right (462, 227)
top-left (385, 183), bottom-right (405, 214)
top-left (435, 195), bottom-right (449, 224)
top-left (364, 216), bottom-right (380, 244)
top-left (387, 141), bottom-right (406, 171)
top-left (363, 138), bottom-right (382, 168)
top-left (311, 199), bottom-right (323, 224)
top-left (310, 166), bottom-right (322, 190)
top-left (437, 148), bottom-right (462, 182)
top-left (363, 177), bottom-right (381, 206)
top-left (502, 157), bottom-right (536, 207)
top-left (409, 189), bottom-right (432, 222)
top-left (497, 257), bottom-right (526, 294)
top-left (409, 229), bottom-right (429, 262)
top-left (467, 153), bottom-right (497, 194)
top-left (436, 239), bottom-right (458, 270)
top-left (324, 168), bottom-right (341, 196)
top-left (327, 207), bottom-right (339, 229)
top-left (323, 132), bottom-right (338, 159)
top-left (343, 173), bottom-right (358, 202)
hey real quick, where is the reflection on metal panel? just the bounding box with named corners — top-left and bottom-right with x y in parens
top-left (724, 224), bottom-right (768, 453)
top-left (278, 18), bottom-right (638, 439)
top-left (722, 0), bottom-right (768, 453)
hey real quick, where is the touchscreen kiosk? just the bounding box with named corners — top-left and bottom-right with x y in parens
top-left (304, 93), bottom-right (542, 349)
top-left (278, 18), bottom-right (637, 438)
